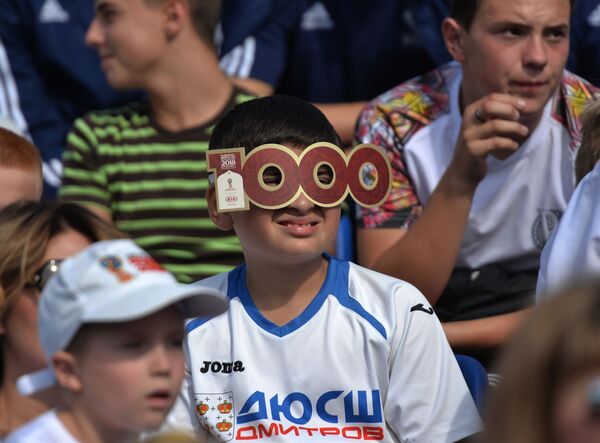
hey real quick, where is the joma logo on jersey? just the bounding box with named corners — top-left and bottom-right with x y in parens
top-left (237, 390), bottom-right (382, 425)
top-left (200, 360), bottom-right (245, 374)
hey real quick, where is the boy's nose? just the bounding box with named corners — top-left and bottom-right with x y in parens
top-left (523, 35), bottom-right (548, 70)
top-left (84, 19), bottom-right (102, 49)
top-left (150, 345), bottom-right (174, 375)
top-left (289, 192), bottom-right (315, 213)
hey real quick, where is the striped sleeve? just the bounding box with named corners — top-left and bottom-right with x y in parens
top-left (59, 116), bottom-right (112, 212)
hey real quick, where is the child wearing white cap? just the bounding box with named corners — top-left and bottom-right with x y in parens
top-left (5, 239), bottom-right (228, 443)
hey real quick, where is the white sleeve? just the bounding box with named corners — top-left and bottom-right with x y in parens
top-left (385, 284), bottom-right (482, 443)
top-left (537, 162), bottom-right (600, 299)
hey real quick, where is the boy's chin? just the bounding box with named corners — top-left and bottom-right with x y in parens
top-left (270, 249), bottom-right (329, 266)
top-left (107, 75), bottom-right (142, 92)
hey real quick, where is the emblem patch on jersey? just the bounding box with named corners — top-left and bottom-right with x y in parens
top-left (531, 209), bottom-right (562, 249)
top-left (195, 392), bottom-right (235, 441)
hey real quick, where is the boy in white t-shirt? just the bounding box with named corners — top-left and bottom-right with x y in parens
top-left (6, 239), bottom-right (227, 443)
top-left (166, 95), bottom-right (482, 442)
top-left (354, 0), bottom-right (599, 368)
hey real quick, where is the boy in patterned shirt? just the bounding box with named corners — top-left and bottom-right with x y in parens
top-left (354, 0), bottom-right (599, 367)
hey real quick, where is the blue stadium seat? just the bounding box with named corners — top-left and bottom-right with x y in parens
top-left (455, 354), bottom-right (488, 413)
top-left (335, 207), bottom-right (355, 262)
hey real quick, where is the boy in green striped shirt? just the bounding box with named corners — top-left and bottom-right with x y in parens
top-left (59, 0), bottom-right (254, 282)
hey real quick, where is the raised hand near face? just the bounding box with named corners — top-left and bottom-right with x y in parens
top-left (451, 93), bottom-right (530, 186)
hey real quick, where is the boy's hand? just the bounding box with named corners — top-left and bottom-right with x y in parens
top-left (449, 93), bottom-right (529, 187)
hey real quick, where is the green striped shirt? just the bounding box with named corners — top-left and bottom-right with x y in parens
top-left (60, 89), bottom-right (254, 283)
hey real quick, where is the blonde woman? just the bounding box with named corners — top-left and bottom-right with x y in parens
top-left (0, 201), bottom-right (123, 438)
top-left (486, 281), bottom-right (600, 443)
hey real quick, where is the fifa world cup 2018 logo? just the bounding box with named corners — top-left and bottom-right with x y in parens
top-left (100, 256), bottom-right (133, 282)
top-left (226, 177), bottom-right (235, 191)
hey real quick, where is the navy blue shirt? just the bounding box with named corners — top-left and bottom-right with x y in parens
top-left (220, 0), bottom-right (451, 103)
top-left (568, 0), bottom-right (600, 86)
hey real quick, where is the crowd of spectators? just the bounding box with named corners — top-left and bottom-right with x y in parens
top-left (1, 0), bottom-right (600, 442)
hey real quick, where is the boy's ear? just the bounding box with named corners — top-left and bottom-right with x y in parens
top-left (162, 0), bottom-right (188, 40)
top-left (52, 351), bottom-right (83, 393)
top-left (207, 186), bottom-right (234, 231)
top-left (442, 18), bottom-right (467, 63)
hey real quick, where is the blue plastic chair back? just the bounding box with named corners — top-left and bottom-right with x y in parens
top-left (455, 354), bottom-right (488, 413)
top-left (335, 210), bottom-right (355, 262)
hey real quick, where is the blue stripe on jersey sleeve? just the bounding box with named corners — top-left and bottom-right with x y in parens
top-left (331, 260), bottom-right (387, 340)
top-left (185, 316), bottom-right (211, 334)
top-left (185, 267), bottom-right (245, 334)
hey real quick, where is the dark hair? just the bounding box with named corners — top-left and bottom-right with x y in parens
top-left (188, 0), bottom-right (221, 48)
top-left (450, 0), bottom-right (575, 31)
top-left (145, 0), bottom-right (221, 48)
top-left (209, 95), bottom-right (341, 152)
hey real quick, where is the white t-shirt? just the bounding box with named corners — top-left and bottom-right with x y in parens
top-left (356, 62), bottom-right (585, 272)
top-left (537, 160), bottom-right (600, 298)
top-left (404, 68), bottom-right (574, 271)
top-left (166, 257), bottom-right (482, 442)
top-left (5, 410), bottom-right (78, 443)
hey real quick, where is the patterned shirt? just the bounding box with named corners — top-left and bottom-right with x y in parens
top-left (355, 62), bottom-right (597, 230)
top-left (355, 62), bottom-right (599, 271)
top-left (60, 89), bottom-right (255, 283)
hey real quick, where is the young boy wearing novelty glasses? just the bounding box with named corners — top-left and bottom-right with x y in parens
top-left (165, 96), bottom-right (482, 442)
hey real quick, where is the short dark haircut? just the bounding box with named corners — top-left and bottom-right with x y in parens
top-left (450, 0), bottom-right (575, 31)
top-left (145, 0), bottom-right (220, 48)
top-left (188, 0), bottom-right (220, 47)
top-left (209, 95), bottom-right (341, 152)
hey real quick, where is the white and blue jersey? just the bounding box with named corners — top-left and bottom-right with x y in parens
top-left (168, 257), bottom-right (481, 442)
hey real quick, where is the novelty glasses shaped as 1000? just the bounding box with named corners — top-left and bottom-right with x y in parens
top-left (207, 143), bottom-right (392, 213)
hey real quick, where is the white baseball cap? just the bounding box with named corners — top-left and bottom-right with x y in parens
top-left (17, 239), bottom-right (228, 396)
